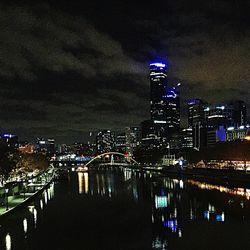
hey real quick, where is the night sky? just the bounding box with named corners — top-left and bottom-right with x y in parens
top-left (0, 0), bottom-right (249, 143)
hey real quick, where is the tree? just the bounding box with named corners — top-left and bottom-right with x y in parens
top-left (0, 142), bottom-right (17, 184)
top-left (16, 153), bottom-right (49, 173)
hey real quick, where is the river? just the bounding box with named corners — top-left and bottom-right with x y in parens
top-left (0, 168), bottom-right (250, 250)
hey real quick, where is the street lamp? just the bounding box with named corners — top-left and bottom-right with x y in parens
top-left (23, 183), bottom-right (27, 200)
top-left (5, 188), bottom-right (9, 211)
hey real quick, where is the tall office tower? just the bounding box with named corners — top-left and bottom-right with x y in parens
top-left (0, 133), bottom-right (18, 148)
top-left (115, 133), bottom-right (126, 153)
top-left (149, 62), bottom-right (180, 139)
top-left (164, 84), bottom-right (180, 136)
top-left (188, 99), bottom-right (208, 150)
top-left (188, 99), bottom-right (207, 127)
top-left (149, 62), bottom-right (168, 138)
top-left (204, 105), bottom-right (234, 129)
top-left (47, 138), bottom-right (55, 155)
top-left (96, 130), bottom-right (115, 154)
top-left (231, 100), bottom-right (247, 127)
top-left (125, 126), bottom-right (141, 156)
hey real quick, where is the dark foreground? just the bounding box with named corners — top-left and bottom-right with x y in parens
top-left (0, 168), bottom-right (250, 250)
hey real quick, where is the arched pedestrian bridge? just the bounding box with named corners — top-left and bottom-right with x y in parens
top-left (77, 152), bottom-right (139, 171)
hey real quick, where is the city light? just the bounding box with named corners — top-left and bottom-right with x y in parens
top-left (150, 62), bottom-right (166, 67)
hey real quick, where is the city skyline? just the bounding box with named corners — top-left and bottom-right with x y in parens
top-left (0, 0), bottom-right (249, 143)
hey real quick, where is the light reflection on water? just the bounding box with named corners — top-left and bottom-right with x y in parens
top-left (0, 170), bottom-right (250, 250)
top-left (5, 233), bottom-right (11, 250)
top-left (188, 179), bottom-right (250, 199)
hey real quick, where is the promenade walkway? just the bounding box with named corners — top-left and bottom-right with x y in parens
top-left (0, 167), bottom-right (55, 218)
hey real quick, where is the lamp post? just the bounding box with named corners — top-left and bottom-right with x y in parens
top-left (5, 188), bottom-right (9, 211)
top-left (23, 183), bottom-right (27, 200)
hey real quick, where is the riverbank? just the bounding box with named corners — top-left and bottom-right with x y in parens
top-left (0, 167), bottom-right (55, 219)
top-left (160, 166), bottom-right (250, 185)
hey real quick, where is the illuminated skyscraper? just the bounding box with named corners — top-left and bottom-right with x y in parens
top-left (164, 85), bottom-right (180, 134)
top-left (188, 99), bottom-right (208, 150)
top-left (150, 62), bottom-right (168, 124)
top-left (149, 62), bottom-right (180, 139)
top-left (96, 130), bottom-right (115, 154)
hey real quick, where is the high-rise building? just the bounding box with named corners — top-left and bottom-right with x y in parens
top-left (141, 120), bottom-right (155, 139)
top-left (226, 126), bottom-right (249, 141)
top-left (36, 138), bottom-right (55, 155)
top-left (96, 130), bottom-right (115, 154)
top-left (150, 62), bottom-right (168, 138)
top-left (115, 133), bottom-right (126, 153)
top-left (181, 128), bottom-right (193, 148)
top-left (125, 126), bottom-right (141, 156)
top-left (188, 99), bottom-right (208, 150)
top-left (149, 62), bottom-right (180, 139)
top-left (205, 105), bottom-right (234, 129)
top-left (47, 138), bottom-right (55, 155)
top-left (0, 133), bottom-right (18, 148)
top-left (188, 99), bottom-right (207, 127)
top-left (18, 141), bottom-right (34, 154)
top-left (231, 100), bottom-right (247, 127)
top-left (164, 85), bottom-right (180, 136)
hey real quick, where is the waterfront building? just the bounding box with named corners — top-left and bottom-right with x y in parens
top-left (188, 99), bottom-right (208, 150)
top-left (207, 126), bottom-right (226, 147)
top-left (36, 138), bottom-right (56, 155)
top-left (141, 120), bottom-right (155, 139)
top-left (141, 134), bottom-right (162, 150)
top-left (226, 126), bottom-right (249, 141)
top-left (181, 128), bottom-right (193, 148)
top-left (18, 141), bottom-right (34, 153)
top-left (115, 133), bottom-right (126, 153)
top-left (149, 62), bottom-right (180, 140)
top-left (164, 85), bottom-right (180, 137)
top-left (188, 98), bottom-right (207, 127)
top-left (150, 62), bottom-right (168, 123)
top-left (70, 142), bottom-right (95, 156)
top-left (96, 130), bottom-right (115, 154)
top-left (125, 126), bottom-right (141, 156)
top-left (0, 133), bottom-right (18, 148)
top-left (205, 105), bottom-right (234, 129)
top-left (47, 138), bottom-right (55, 155)
top-left (231, 100), bottom-right (247, 127)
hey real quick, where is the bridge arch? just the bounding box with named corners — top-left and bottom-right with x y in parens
top-left (83, 151), bottom-right (139, 168)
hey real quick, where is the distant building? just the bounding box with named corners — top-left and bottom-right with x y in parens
top-left (96, 130), bottom-right (115, 154)
top-left (141, 134), bottom-right (162, 150)
top-left (181, 128), bottom-right (193, 148)
top-left (207, 126), bottom-right (226, 147)
top-left (149, 62), bottom-right (168, 138)
top-left (163, 85), bottom-right (180, 138)
top-left (149, 62), bottom-right (180, 139)
top-left (36, 138), bottom-right (55, 155)
top-left (141, 120), bottom-right (155, 139)
top-left (205, 105), bottom-right (234, 129)
top-left (0, 133), bottom-right (18, 148)
top-left (226, 126), bottom-right (249, 141)
top-left (188, 98), bottom-right (207, 127)
top-left (115, 133), bottom-right (126, 153)
top-left (18, 142), bottom-right (34, 154)
top-left (125, 126), bottom-right (141, 156)
top-left (150, 62), bottom-right (168, 124)
top-left (58, 144), bottom-right (69, 154)
top-left (231, 100), bottom-right (247, 127)
top-left (188, 99), bottom-right (208, 150)
top-left (70, 142), bottom-right (95, 156)
top-left (47, 138), bottom-right (55, 155)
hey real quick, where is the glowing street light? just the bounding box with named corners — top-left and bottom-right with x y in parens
top-left (5, 188), bottom-right (9, 211)
top-left (23, 183), bottom-right (27, 200)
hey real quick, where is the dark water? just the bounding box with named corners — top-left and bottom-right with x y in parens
top-left (0, 168), bottom-right (250, 250)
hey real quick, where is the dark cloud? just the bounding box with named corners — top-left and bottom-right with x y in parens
top-left (0, 0), bottom-right (249, 143)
